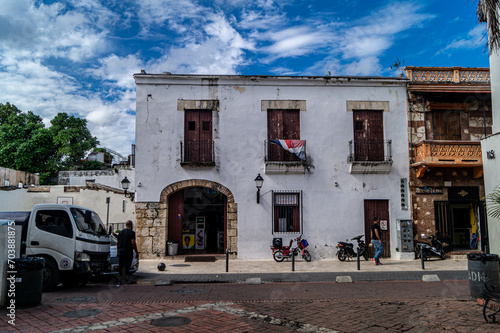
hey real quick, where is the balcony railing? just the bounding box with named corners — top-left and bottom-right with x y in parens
top-left (411, 140), bottom-right (483, 178)
top-left (180, 140), bottom-right (214, 165)
top-left (405, 66), bottom-right (490, 83)
top-left (265, 140), bottom-right (307, 163)
top-left (348, 140), bottom-right (392, 163)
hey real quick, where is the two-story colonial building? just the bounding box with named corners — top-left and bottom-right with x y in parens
top-left (134, 73), bottom-right (412, 259)
top-left (406, 67), bottom-right (492, 254)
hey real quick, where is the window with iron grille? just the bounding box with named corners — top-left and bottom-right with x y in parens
top-left (272, 191), bottom-right (302, 233)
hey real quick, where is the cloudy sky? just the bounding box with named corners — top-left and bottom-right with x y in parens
top-left (0, 0), bottom-right (489, 157)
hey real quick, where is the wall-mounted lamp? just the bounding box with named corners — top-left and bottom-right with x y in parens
top-left (487, 150), bottom-right (495, 159)
top-left (121, 177), bottom-right (134, 201)
top-left (254, 174), bottom-right (264, 204)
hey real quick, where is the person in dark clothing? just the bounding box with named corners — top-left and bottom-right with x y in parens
top-left (370, 216), bottom-right (383, 265)
top-left (117, 220), bottom-right (138, 284)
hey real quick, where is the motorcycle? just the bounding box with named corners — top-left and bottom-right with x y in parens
top-left (336, 234), bottom-right (369, 261)
top-left (415, 234), bottom-right (446, 260)
top-left (271, 235), bottom-right (312, 262)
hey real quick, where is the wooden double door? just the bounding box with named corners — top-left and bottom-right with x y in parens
top-left (364, 200), bottom-right (391, 258)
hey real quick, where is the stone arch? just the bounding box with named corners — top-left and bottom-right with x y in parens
top-left (160, 179), bottom-right (237, 255)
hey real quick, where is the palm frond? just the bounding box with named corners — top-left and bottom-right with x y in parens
top-left (477, 0), bottom-right (500, 53)
top-left (485, 185), bottom-right (500, 219)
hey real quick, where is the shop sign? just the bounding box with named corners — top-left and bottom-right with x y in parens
top-left (416, 187), bottom-right (443, 194)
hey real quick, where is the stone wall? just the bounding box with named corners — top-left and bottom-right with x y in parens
top-left (408, 93), bottom-right (492, 147)
top-left (136, 179), bottom-right (237, 258)
top-left (0, 167), bottom-right (39, 188)
top-left (409, 167), bottom-right (485, 242)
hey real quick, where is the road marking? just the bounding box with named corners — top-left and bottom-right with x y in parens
top-left (50, 302), bottom-right (339, 333)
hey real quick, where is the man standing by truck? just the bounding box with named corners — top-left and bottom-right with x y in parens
top-left (117, 220), bottom-right (138, 284)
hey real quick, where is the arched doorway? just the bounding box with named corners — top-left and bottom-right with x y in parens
top-left (160, 180), bottom-right (236, 255)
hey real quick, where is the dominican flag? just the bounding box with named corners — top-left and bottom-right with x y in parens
top-left (270, 140), bottom-right (306, 161)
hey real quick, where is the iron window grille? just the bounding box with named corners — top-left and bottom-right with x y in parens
top-left (272, 190), bottom-right (303, 234)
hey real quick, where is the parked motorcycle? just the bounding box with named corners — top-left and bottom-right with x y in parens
top-left (336, 234), bottom-right (369, 261)
top-left (271, 235), bottom-right (312, 262)
top-left (415, 234), bottom-right (446, 260)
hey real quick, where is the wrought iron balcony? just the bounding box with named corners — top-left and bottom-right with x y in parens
top-left (411, 140), bottom-right (483, 178)
top-left (347, 140), bottom-right (392, 174)
top-left (264, 140), bottom-right (307, 174)
top-left (180, 140), bottom-right (215, 165)
top-left (265, 140), bottom-right (307, 163)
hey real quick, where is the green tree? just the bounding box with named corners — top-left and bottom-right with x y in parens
top-left (0, 103), bottom-right (58, 175)
top-left (0, 103), bottom-right (99, 184)
top-left (49, 112), bottom-right (99, 169)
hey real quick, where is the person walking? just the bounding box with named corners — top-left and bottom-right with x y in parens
top-left (371, 217), bottom-right (383, 265)
top-left (117, 220), bottom-right (139, 284)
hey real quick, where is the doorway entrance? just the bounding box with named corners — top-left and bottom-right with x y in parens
top-left (434, 201), bottom-right (487, 251)
top-left (168, 187), bottom-right (226, 254)
top-left (364, 200), bottom-right (391, 258)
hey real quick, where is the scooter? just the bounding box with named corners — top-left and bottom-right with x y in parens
top-left (271, 235), bottom-right (312, 262)
top-left (336, 235), bottom-right (369, 261)
top-left (415, 234), bottom-right (446, 260)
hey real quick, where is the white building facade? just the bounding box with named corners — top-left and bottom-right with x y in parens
top-left (481, 29), bottom-right (500, 255)
top-left (134, 74), bottom-right (411, 259)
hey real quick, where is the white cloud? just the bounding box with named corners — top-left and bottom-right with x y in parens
top-left (440, 25), bottom-right (486, 52)
top-left (340, 2), bottom-right (434, 61)
top-left (89, 54), bottom-right (144, 90)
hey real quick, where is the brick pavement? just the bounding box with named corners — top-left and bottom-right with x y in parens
top-left (1, 280), bottom-right (499, 333)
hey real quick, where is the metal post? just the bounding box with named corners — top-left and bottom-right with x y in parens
top-left (420, 247), bottom-right (425, 270)
top-left (357, 247), bottom-right (360, 271)
top-left (226, 249), bottom-right (229, 272)
top-left (106, 197), bottom-right (110, 230)
top-left (292, 251), bottom-right (295, 272)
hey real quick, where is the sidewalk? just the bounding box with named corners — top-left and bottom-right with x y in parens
top-left (135, 257), bottom-right (469, 284)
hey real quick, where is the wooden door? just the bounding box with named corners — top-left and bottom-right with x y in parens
top-left (267, 109), bottom-right (300, 161)
top-left (184, 110), bottom-right (212, 162)
top-left (353, 110), bottom-right (384, 161)
top-left (364, 200), bottom-right (391, 258)
top-left (433, 110), bottom-right (460, 140)
top-left (168, 190), bottom-right (184, 250)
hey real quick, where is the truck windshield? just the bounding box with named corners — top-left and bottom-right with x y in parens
top-left (70, 208), bottom-right (107, 236)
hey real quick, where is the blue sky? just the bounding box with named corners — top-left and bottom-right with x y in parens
top-left (0, 0), bottom-right (489, 156)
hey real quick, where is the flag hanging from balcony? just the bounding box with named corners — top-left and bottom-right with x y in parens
top-left (270, 140), bottom-right (306, 161)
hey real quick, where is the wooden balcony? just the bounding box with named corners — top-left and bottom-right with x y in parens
top-left (411, 141), bottom-right (483, 178)
top-left (405, 67), bottom-right (490, 84)
top-left (405, 67), bottom-right (490, 93)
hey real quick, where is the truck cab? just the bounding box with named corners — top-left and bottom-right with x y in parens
top-left (0, 204), bottom-right (110, 291)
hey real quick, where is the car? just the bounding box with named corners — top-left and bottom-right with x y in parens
top-left (109, 234), bottom-right (139, 275)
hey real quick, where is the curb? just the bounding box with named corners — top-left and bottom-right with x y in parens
top-left (136, 270), bottom-right (468, 284)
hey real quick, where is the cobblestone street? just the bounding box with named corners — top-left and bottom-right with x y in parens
top-left (1, 279), bottom-right (498, 332)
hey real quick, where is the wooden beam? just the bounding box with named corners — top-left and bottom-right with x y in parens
top-left (416, 166), bottom-right (428, 178)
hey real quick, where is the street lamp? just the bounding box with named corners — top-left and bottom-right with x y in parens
top-left (121, 177), bottom-right (134, 200)
top-left (254, 174), bottom-right (264, 204)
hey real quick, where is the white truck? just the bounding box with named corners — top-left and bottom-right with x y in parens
top-left (0, 204), bottom-right (110, 291)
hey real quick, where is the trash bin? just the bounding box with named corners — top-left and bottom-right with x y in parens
top-left (11, 257), bottom-right (45, 307)
top-left (167, 241), bottom-right (179, 256)
top-left (467, 253), bottom-right (500, 300)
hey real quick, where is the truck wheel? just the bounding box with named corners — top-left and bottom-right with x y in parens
top-left (43, 259), bottom-right (60, 291)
